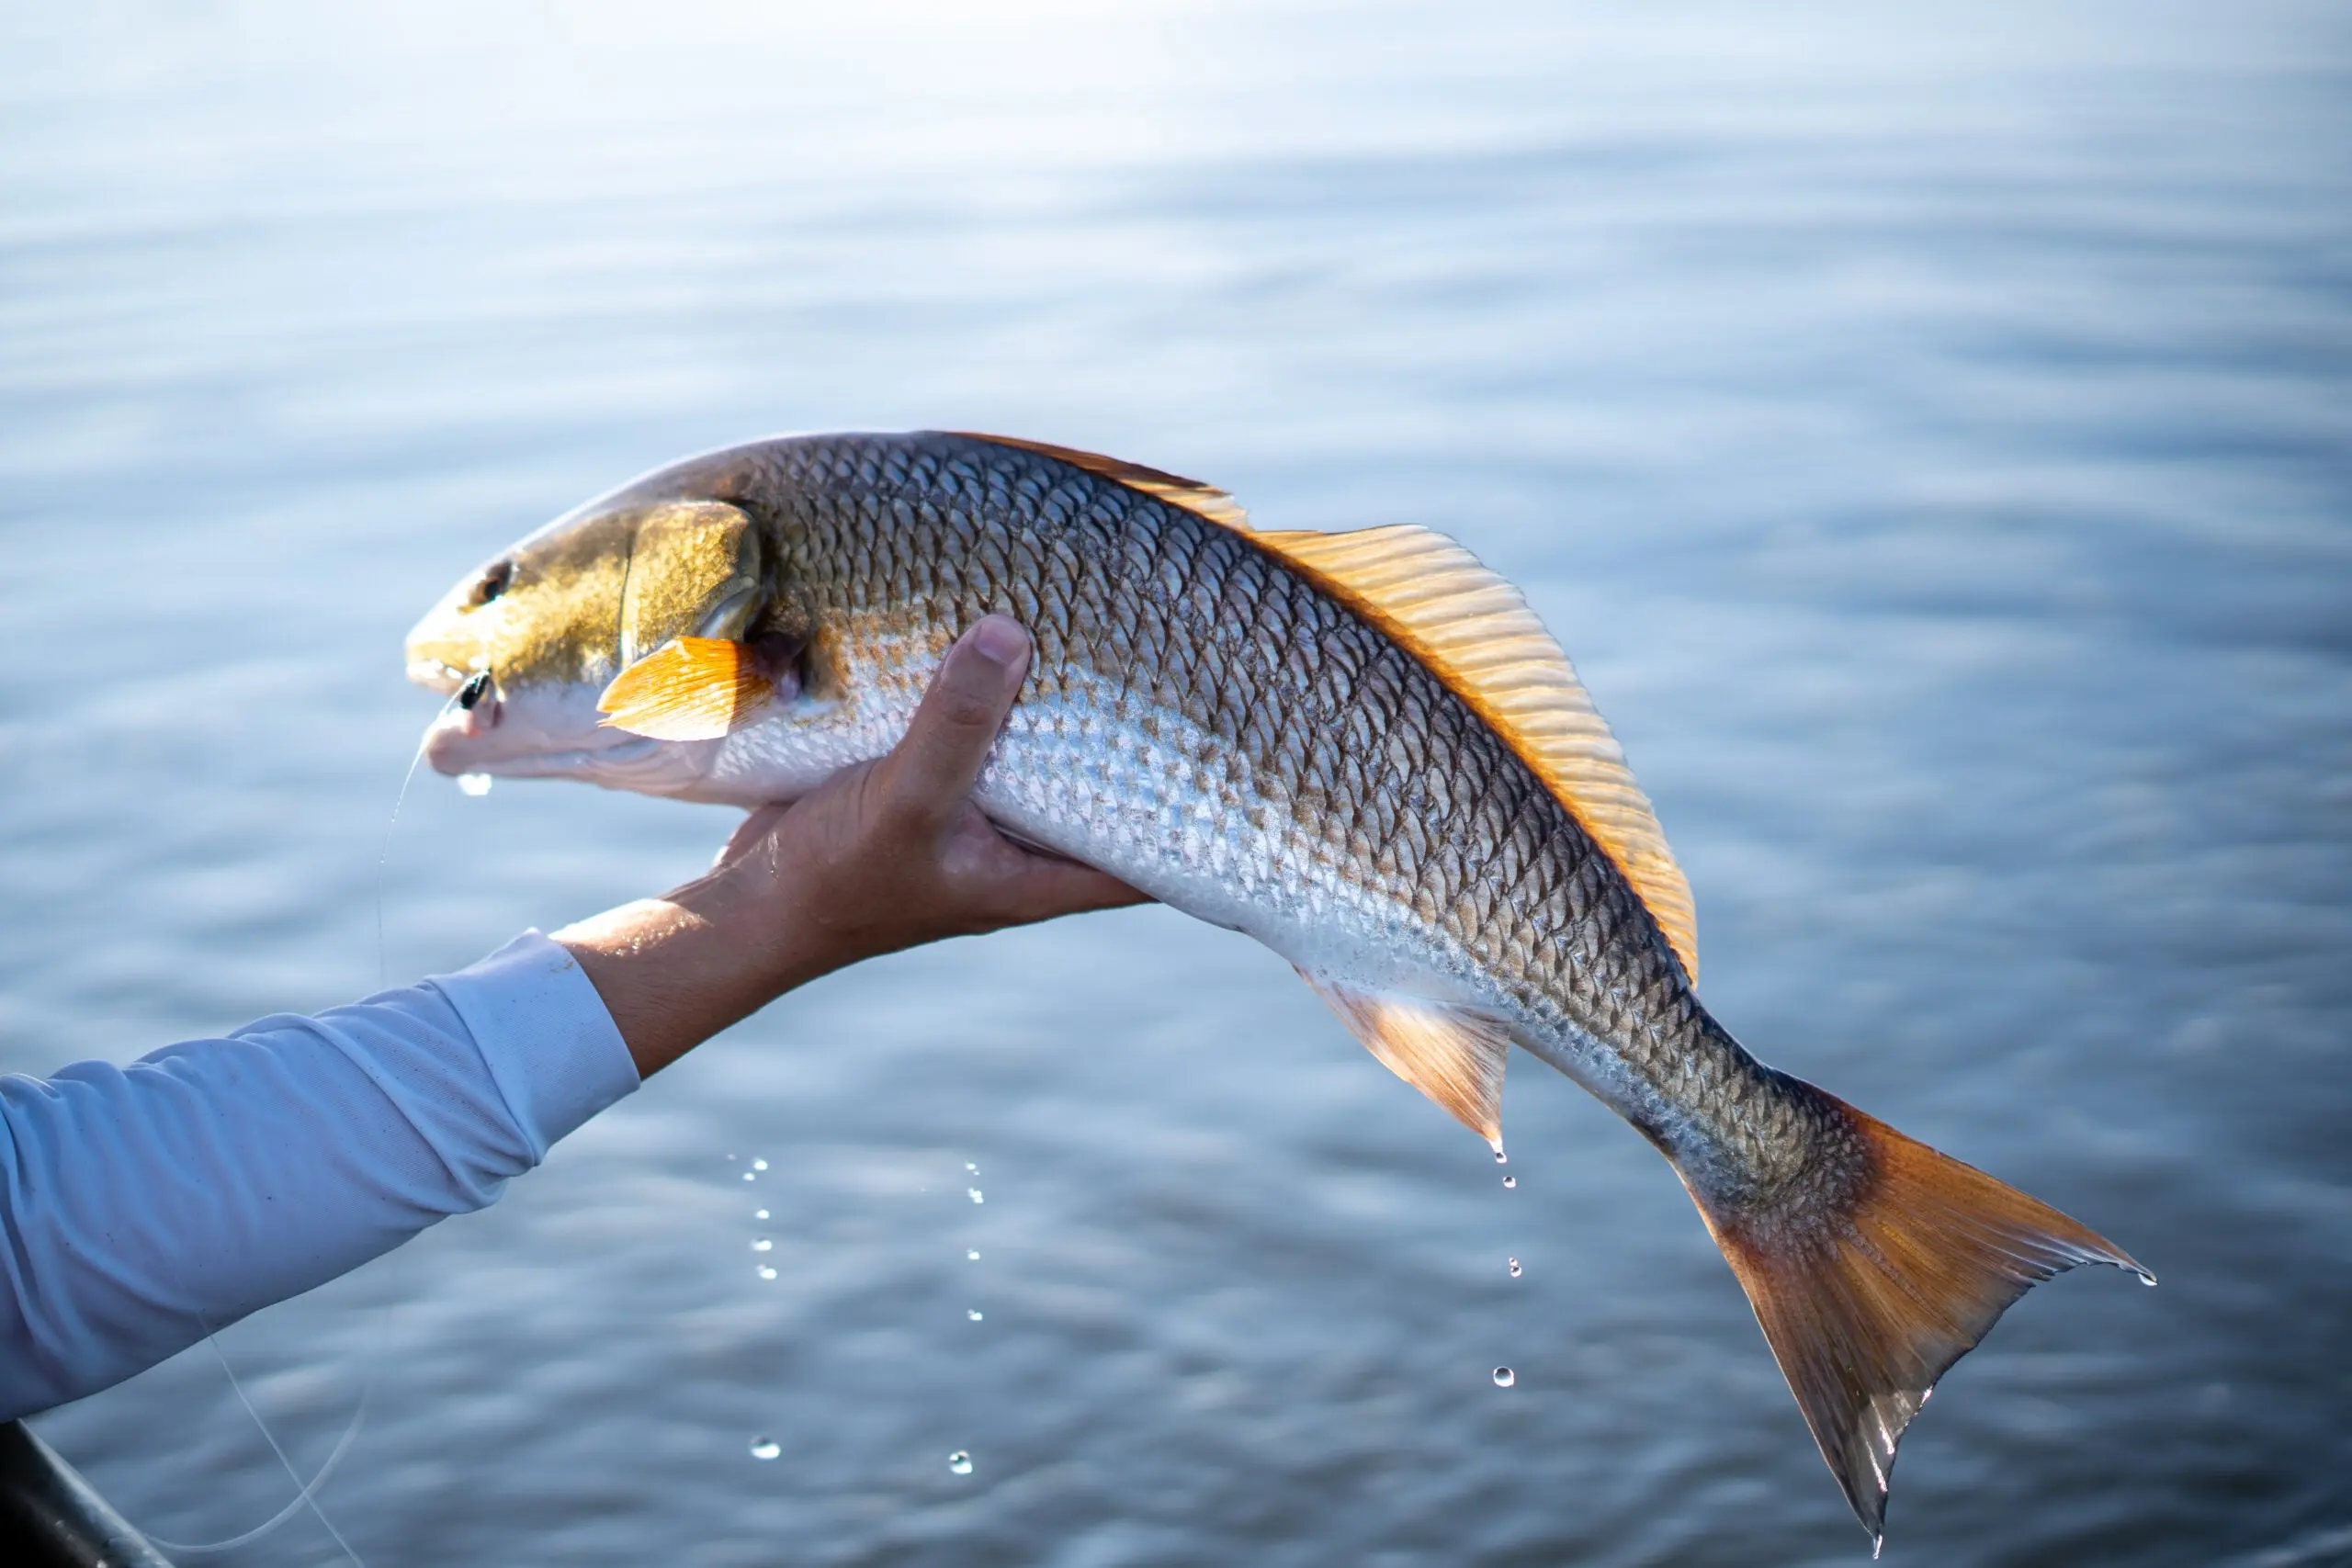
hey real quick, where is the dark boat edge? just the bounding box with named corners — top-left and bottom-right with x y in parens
top-left (0, 1419), bottom-right (175, 1567)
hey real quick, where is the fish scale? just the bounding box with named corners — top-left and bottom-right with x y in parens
top-left (763, 436), bottom-right (1765, 1175)
top-left (406, 428), bottom-right (2150, 1549)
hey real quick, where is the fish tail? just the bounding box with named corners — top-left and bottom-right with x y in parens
top-left (1679, 1077), bottom-right (2150, 1552)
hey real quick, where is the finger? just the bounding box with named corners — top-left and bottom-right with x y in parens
top-left (876, 615), bottom-right (1031, 824)
top-left (993, 855), bottom-right (1154, 922)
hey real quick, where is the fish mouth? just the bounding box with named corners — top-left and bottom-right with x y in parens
top-left (414, 669), bottom-right (710, 791)
top-left (430, 731), bottom-right (673, 781)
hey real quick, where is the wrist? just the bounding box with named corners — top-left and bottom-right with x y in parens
top-left (662, 855), bottom-right (843, 998)
top-left (553, 864), bottom-right (836, 1077)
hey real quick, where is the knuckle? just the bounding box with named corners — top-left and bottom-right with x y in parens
top-left (875, 796), bottom-right (934, 840)
top-left (865, 771), bottom-right (931, 832)
top-left (933, 686), bottom-right (1001, 736)
top-left (851, 761), bottom-right (907, 819)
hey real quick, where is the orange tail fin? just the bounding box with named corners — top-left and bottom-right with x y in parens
top-left (1685, 1083), bottom-right (2151, 1552)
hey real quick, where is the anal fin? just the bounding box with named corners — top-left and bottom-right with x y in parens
top-left (1299, 972), bottom-right (1510, 1148)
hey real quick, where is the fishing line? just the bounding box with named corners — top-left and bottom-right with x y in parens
top-left (127, 693), bottom-right (470, 1561)
top-left (125, 1258), bottom-right (374, 1567)
top-left (191, 1324), bottom-right (368, 1566)
top-left (140, 1337), bottom-right (373, 1561)
top-left (141, 1384), bottom-right (367, 1553)
top-left (377, 685), bottom-right (472, 991)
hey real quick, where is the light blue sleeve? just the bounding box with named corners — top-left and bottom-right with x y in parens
top-left (0, 931), bottom-right (640, 1420)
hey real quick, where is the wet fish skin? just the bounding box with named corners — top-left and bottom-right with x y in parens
top-left (407, 430), bottom-right (2144, 1548)
top-left (621, 434), bottom-right (1759, 1171)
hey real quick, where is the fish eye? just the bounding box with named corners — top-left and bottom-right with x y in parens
top-left (471, 560), bottom-right (514, 606)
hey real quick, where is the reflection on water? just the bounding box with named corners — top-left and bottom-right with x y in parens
top-left (3, 2), bottom-right (2347, 1563)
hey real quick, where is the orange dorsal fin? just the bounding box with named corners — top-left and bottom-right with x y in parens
top-left (1298, 972), bottom-right (1510, 1147)
top-left (597, 636), bottom-right (774, 741)
top-left (949, 433), bottom-right (1250, 528)
top-left (1251, 525), bottom-right (1699, 983)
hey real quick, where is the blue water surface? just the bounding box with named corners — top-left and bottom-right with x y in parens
top-left (1, 4), bottom-right (2346, 1563)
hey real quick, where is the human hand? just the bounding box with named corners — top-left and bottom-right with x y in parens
top-left (557, 615), bottom-right (1147, 1076)
top-left (713, 614), bottom-right (1145, 970)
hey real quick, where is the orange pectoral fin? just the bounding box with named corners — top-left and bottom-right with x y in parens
top-left (597, 637), bottom-right (775, 741)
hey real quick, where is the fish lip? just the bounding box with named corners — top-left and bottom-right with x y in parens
top-left (422, 718), bottom-right (667, 780)
top-left (432, 734), bottom-right (668, 779)
top-left (408, 657), bottom-right (470, 695)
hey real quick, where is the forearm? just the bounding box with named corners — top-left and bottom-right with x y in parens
top-left (0, 933), bottom-right (637, 1420)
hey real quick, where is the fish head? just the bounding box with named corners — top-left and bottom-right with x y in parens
top-left (406, 471), bottom-right (773, 795)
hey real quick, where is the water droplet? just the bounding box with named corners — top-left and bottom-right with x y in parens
top-left (967, 1248), bottom-right (980, 1261)
top-left (1501, 1175), bottom-right (1517, 1190)
top-left (457, 773), bottom-right (493, 797)
top-left (752, 1158), bottom-right (768, 1172)
top-left (756, 1265), bottom-right (777, 1280)
top-left (749, 1436), bottom-right (781, 1461)
top-left (1492, 1366), bottom-right (1516, 1388)
top-left (967, 1188), bottom-right (984, 1204)
top-left (948, 1450), bottom-right (974, 1475)
top-left (1493, 1147), bottom-right (1509, 1165)
top-left (967, 1308), bottom-right (984, 1321)
top-left (754, 1209), bottom-right (770, 1221)
top-left (752, 1238), bottom-right (774, 1253)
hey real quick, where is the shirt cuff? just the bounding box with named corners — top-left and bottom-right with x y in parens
top-left (431, 931), bottom-right (640, 1160)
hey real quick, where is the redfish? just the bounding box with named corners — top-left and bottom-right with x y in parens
top-left (406, 432), bottom-right (2147, 1548)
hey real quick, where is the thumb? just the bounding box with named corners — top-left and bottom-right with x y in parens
top-left (876, 615), bottom-right (1031, 822)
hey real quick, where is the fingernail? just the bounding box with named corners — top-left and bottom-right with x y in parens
top-left (967, 615), bottom-right (1029, 679)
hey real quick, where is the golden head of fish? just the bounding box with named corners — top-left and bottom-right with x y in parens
top-left (404, 452), bottom-right (784, 795)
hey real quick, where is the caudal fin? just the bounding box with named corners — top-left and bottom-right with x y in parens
top-left (1685, 1082), bottom-right (2150, 1552)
